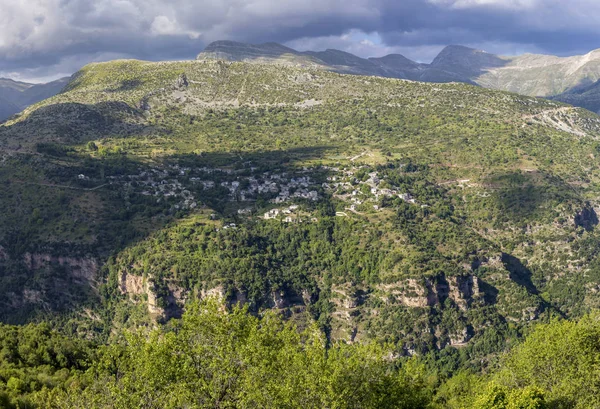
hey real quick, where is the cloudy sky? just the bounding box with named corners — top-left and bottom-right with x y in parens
top-left (2, 0), bottom-right (600, 82)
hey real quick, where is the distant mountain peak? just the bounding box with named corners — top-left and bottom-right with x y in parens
top-left (370, 53), bottom-right (418, 64)
top-left (197, 41), bottom-right (420, 77)
top-left (431, 44), bottom-right (507, 78)
top-left (438, 44), bottom-right (480, 52)
top-left (0, 76), bottom-right (70, 122)
top-left (199, 40), bottom-right (299, 61)
top-left (433, 44), bottom-right (497, 62)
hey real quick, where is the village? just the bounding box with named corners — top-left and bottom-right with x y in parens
top-left (101, 162), bottom-right (420, 222)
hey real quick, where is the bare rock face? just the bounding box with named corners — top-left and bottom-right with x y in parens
top-left (449, 327), bottom-right (472, 346)
top-left (301, 289), bottom-right (315, 305)
top-left (23, 253), bottom-right (98, 283)
top-left (119, 272), bottom-right (186, 320)
top-left (119, 272), bottom-right (145, 295)
top-left (175, 73), bottom-right (188, 89)
top-left (378, 274), bottom-right (482, 309)
top-left (378, 280), bottom-right (429, 308)
top-left (427, 278), bottom-right (449, 306)
top-left (448, 275), bottom-right (481, 310)
top-left (201, 285), bottom-right (226, 301)
top-left (271, 290), bottom-right (289, 309)
top-left (22, 289), bottom-right (44, 304)
top-left (146, 286), bottom-right (162, 316)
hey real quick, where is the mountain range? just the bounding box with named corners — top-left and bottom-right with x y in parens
top-left (0, 77), bottom-right (70, 122)
top-left (4, 42), bottom-right (600, 122)
top-left (198, 41), bottom-right (600, 113)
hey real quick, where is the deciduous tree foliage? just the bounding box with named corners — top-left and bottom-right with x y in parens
top-left (33, 300), bottom-right (431, 409)
top-left (4, 306), bottom-right (600, 408)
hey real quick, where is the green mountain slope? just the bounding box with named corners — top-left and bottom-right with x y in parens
top-left (2, 59), bottom-right (600, 362)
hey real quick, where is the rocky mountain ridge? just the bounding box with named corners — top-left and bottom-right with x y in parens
top-left (3, 40), bottom-right (600, 124)
top-left (198, 40), bottom-right (600, 112)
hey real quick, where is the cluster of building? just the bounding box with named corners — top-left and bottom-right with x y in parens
top-left (193, 172), bottom-right (320, 203)
top-left (262, 205), bottom-right (317, 223)
top-left (102, 162), bottom-right (420, 222)
top-left (323, 169), bottom-right (416, 210)
top-left (106, 167), bottom-right (198, 210)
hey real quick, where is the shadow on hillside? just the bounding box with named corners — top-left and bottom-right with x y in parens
top-left (500, 253), bottom-right (570, 319)
top-left (501, 253), bottom-right (538, 295)
top-left (0, 144), bottom-right (339, 324)
top-left (551, 78), bottom-right (600, 114)
top-left (0, 101), bottom-right (156, 148)
top-left (107, 79), bottom-right (143, 93)
top-left (426, 46), bottom-right (508, 81)
top-left (477, 279), bottom-right (499, 305)
top-left (483, 170), bottom-right (577, 225)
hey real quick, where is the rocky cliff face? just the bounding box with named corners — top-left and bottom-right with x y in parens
top-left (0, 252), bottom-right (99, 321)
top-left (376, 274), bottom-right (482, 309)
top-left (119, 272), bottom-right (187, 321)
top-left (23, 253), bottom-right (98, 283)
top-left (120, 271), bottom-right (486, 349)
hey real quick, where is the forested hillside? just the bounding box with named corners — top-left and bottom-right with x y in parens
top-left (2, 58), bottom-right (600, 406)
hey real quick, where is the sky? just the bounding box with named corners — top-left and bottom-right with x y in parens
top-left (2, 0), bottom-right (600, 82)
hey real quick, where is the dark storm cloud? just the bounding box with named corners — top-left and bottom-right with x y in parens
top-left (376, 1), bottom-right (600, 56)
top-left (1, 0), bottom-right (600, 81)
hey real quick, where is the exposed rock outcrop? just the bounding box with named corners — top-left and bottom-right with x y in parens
top-left (23, 253), bottom-right (98, 283)
top-left (175, 73), bottom-right (189, 89)
top-left (201, 285), bottom-right (226, 301)
top-left (378, 274), bottom-right (482, 309)
top-left (119, 271), bottom-right (145, 295)
top-left (119, 272), bottom-right (186, 320)
top-left (449, 326), bottom-right (473, 346)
